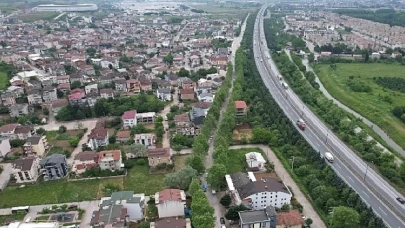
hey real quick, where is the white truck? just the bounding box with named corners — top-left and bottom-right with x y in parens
top-left (325, 152), bottom-right (334, 163)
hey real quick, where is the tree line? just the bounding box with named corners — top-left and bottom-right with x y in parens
top-left (334, 9), bottom-right (405, 27)
top-left (230, 12), bottom-right (386, 227)
top-left (266, 15), bottom-right (405, 193)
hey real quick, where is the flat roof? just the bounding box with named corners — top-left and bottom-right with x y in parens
top-left (239, 210), bottom-right (270, 224)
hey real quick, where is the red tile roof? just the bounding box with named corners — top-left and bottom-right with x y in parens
top-left (180, 89), bottom-right (194, 95)
top-left (235, 100), bottom-right (247, 109)
top-left (158, 189), bottom-right (183, 203)
top-left (98, 150), bottom-right (121, 162)
top-left (148, 148), bottom-right (170, 158)
top-left (88, 127), bottom-right (108, 140)
top-left (0, 124), bottom-right (19, 133)
top-left (276, 210), bottom-right (304, 226)
top-left (122, 110), bottom-right (137, 120)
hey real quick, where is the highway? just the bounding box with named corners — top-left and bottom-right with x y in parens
top-left (253, 6), bottom-right (405, 228)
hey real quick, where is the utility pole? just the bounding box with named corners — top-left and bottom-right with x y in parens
top-left (290, 156), bottom-right (295, 173)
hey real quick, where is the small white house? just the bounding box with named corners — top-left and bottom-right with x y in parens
top-left (245, 152), bottom-right (266, 170)
top-left (155, 189), bottom-right (186, 218)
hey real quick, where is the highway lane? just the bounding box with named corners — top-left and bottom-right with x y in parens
top-left (253, 7), bottom-right (405, 228)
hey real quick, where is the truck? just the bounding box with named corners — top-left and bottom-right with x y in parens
top-left (325, 152), bottom-right (334, 163)
top-left (296, 118), bottom-right (306, 130)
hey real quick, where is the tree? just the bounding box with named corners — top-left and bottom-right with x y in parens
top-left (207, 163), bottom-right (226, 190)
top-left (10, 139), bottom-right (25, 148)
top-left (305, 218), bottom-right (313, 226)
top-left (163, 52), bottom-right (174, 65)
top-left (36, 127), bottom-right (46, 135)
top-left (43, 108), bottom-right (49, 116)
top-left (140, 221), bottom-right (150, 228)
top-left (69, 137), bottom-right (80, 147)
top-left (59, 125), bottom-right (67, 133)
top-left (178, 68), bottom-right (190, 77)
top-left (225, 205), bottom-right (248, 221)
top-left (186, 155), bottom-right (205, 174)
top-left (71, 81), bottom-right (82, 89)
top-left (329, 206), bottom-right (360, 228)
top-left (164, 166), bottom-right (198, 190)
top-left (189, 178), bottom-right (201, 196)
top-left (126, 144), bottom-right (148, 158)
top-left (109, 136), bottom-right (116, 144)
top-left (220, 194), bottom-right (231, 208)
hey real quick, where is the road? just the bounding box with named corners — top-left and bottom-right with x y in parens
top-left (229, 144), bottom-right (325, 227)
top-left (255, 7), bottom-right (405, 228)
top-left (202, 14), bottom-right (249, 228)
top-left (161, 88), bottom-right (179, 150)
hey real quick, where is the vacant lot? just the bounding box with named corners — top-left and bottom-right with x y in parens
top-left (0, 72), bottom-right (8, 90)
top-left (124, 162), bottom-right (166, 196)
top-left (314, 63), bottom-right (405, 151)
top-left (173, 154), bottom-right (189, 171)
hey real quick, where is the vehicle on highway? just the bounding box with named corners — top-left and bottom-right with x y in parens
top-left (296, 118), bottom-right (306, 130)
top-left (396, 197), bottom-right (405, 204)
top-left (325, 152), bottom-right (334, 163)
top-left (281, 82), bottom-right (289, 89)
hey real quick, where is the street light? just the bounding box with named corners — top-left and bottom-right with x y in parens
top-left (290, 156), bottom-right (295, 173)
top-left (329, 207), bottom-right (336, 226)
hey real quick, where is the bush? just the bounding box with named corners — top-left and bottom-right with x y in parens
top-left (10, 139), bottom-right (25, 148)
top-left (36, 127), bottom-right (46, 135)
top-left (69, 137), bottom-right (80, 147)
top-left (135, 158), bottom-right (147, 166)
top-left (59, 125), bottom-right (67, 133)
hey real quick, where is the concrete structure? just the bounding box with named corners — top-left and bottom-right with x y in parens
top-left (39, 154), bottom-right (68, 181)
top-left (100, 191), bottom-right (145, 221)
top-left (136, 112), bottom-right (156, 124)
top-left (35, 4), bottom-right (98, 12)
top-left (135, 133), bottom-right (156, 148)
top-left (1, 222), bottom-right (59, 228)
top-left (9, 104), bottom-right (29, 118)
top-left (155, 189), bottom-right (186, 218)
top-left (239, 206), bottom-right (277, 228)
top-left (98, 150), bottom-right (123, 171)
top-left (157, 88), bottom-right (172, 101)
top-left (11, 157), bottom-right (40, 183)
top-left (90, 204), bottom-right (128, 227)
top-left (226, 172), bottom-right (292, 210)
top-left (245, 152), bottom-right (266, 170)
top-left (23, 136), bottom-right (48, 157)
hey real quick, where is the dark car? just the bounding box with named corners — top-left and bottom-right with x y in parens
top-left (396, 197), bottom-right (405, 204)
top-left (220, 217), bottom-right (225, 224)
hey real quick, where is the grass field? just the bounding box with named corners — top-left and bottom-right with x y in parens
top-left (0, 72), bottom-right (8, 90)
top-left (193, 4), bottom-right (257, 19)
top-left (0, 213), bottom-right (25, 225)
top-left (0, 164), bottom-right (166, 208)
top-left (314, 63), bottom-right (405, 152)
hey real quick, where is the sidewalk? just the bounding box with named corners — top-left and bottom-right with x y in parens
top-left (229, 144), bottom-right (326, 228)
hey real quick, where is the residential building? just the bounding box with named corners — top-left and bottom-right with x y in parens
top-left (137, 112), bottom-right (156, 124)
top-left (90, 204), bottom-right (128, 228)
top-left (51, 99), bottom-right (68, 117)
top-left (71, 151), bottom-right (99, 174)
top-left (40, 154), bottom-right (68, 181)
top-left (155, 189), bottom-right (186, 218)
top-left (190, 106), bottom-right (206, 127)
top-left (226, 172), bottom-right (292, 210)
top-left (147, 148), bottom-right (172, 168)
top-left (156, 88), bottom-right (172, 101)
top-left (57, 75), bottom-right (70, 84)
top-left (11, 157), bottom-right (40, 183)
top-left (85, 84), bottom-right (98, 94)
top-left (235, 100), bottom-right (248, 116)
top-left (69, 88), bottom-right (86, 104)
top-left (276, 210), bottom-right (304, 228)
top-left (127, 79), bottom-right (141, 93)
top-left (0, 139), bottom-right (11, 157)
top-left (42, 87), bottom-right (57, 103)
top-left (239, 206), bottom-right (277, 228)
top-left (14, 125), bottom-right (34, 140)
top-left (197, 93), bottom-right (214, 102)
top-left (100, 88), bottom-right (114, 99)
top-left (135, 133), bottom-right (156, 148)
top-left (245, 152), bottom-right (266, 171)
top-left (140, 80), bottom-right (152, 92)
top-left (174, 113), bottom-right (199, 136)
top-left (9, 103), bottom-right (29, 118)
top-left (98, 150), bottom-right (123, 171)
top-left (88, 127), bottom-right (109, 150)
top-left (181, 79), bottom-right (196, 89)
top-left (116, 130), bottom-right (131, 144)
top-left (114, 78), bottom-right (128, 93)
top-left (27, 89), bottom-right (43, 105)
top-left (122, 110), bottom-right (137, 129)
top-left (180, 89), bottom-right (195, 100)
top-left (23, 136), bottom-right (48, 157)
top-left (100, 191), bottom-right (145, 221)
top-left (150, 218), bottom-right (191, 228)
top-left (0, 124), bottom-right (19, 139)
top-left (86, 91), bottom-right (100, 107)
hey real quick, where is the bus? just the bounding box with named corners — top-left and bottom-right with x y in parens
top-left (11, 206), bottom-right (30, 214)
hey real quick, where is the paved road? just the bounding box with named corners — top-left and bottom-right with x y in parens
top-left (229, 144), bottom-right (325, 228)
top-left (255, 7), bottom-right (405, 228)
top-left (301, 58), bottom-right (405, 157)
top-left (202, 14), bottom-right (249, 228)
top-left (161, 88), bottom-right (179, 150)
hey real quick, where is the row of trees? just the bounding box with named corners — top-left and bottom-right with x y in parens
top-left (189, 179), bottom-right (215, 228)
top-left (334, 9), bottom-right (405, 27)
top-left (267, 15), bottom-right (405, 191)
top-left (235, 13), bottom-right (386, 227)
top-left (56, 93), bottom-right (166, 121)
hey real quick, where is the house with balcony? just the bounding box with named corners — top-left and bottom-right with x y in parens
top-left (9, 103), bottom-right (29, 118)
top-left (40, 154), bottom-right (68, 181)
top-left (88, 127), bottom-right (109, 150)
top-left (225, 172), bottom-right (292, 210)
top-left (14, 125), bottom-right (35, 140)
top-left (135, 133), bottom-right (156, 148)
top-left (147, 148), bottom-right (172, 168)
top-left (235, 100), bottom-right (247, 116)
top-left (137, 112), bottom-right (156, 124)
top-left (180, 89), bottom-right (195, 101)
top-left (23, 136), bottom-right (48, 157)
top-left (155, 188), bottom-right (186, 218)
top-left (42, 87), bottom-right (57, 103)
top-left (114, 78), bottom-right (128, 93)
top-left (276, 210), bottom-right (304, 228)
top-left (12, 157), bottom-right (40, 183)
top-left (71, 151), bottom-right (99, 175)
top-left (174, 113), bottom-right (199, 136)
top-left (98, 150), bottom-right (123, 171)
top-left (27, 89), bottom-right (43, 105)
top-left (69, 88), bottom-right (86, 104)
top-left (100, 88), bottom-right (114, 99)
top-left (157, 88), bottom-right (172, 101)
top-left (122, 110), bottom-right (137, 129)
top-left (100, 191), bottom-right (145, 221)
top-left (90, 204), bottom-right (128, 228)
top-left (127, 79), bottom-right (141, 93)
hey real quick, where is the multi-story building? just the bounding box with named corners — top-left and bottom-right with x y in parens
top-left (40, 154), bottom-right (68, 181)
top-left (91, 204), bottom-right (128, 227)
top-left (155, 189), bottom-right (186, 218)
top-left (235, 100), bottom-right (248, 116)
top-left (42, 87), bottom-right (57, 103)
top-left (122, 110), bottom-right (137, 129)
top-left (71, 151), bottom-right (99, 174)
top-left (147, 148), bottom-right (172, 168)
top-left (136, 112), bottom-right (156, 124)
top-left (135, 133), bottom-right (156, 148)
top-left (87, 127), bottom-right (109, 150)
top-left (226, 172), bottom-right (292, 210)
top-left (98, 150), bottom-right (123, 171)
top-left (12, 157), bottom-right (40, 183)
top-left (9, 104), bottom-right (29, 118)
top-left (23, 136), bottom-right (48, 157)
top-left (174, 113), bottom-right (199, 136)
top-left (127, 79), bottom-right (141, 93)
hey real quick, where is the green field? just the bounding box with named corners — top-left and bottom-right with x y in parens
top-left (314, 63), bottom-right (405, 152)
top-left (0, 72), bottom-right (8, 90)
top-left (0, 164), bottom-right (166, 208)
